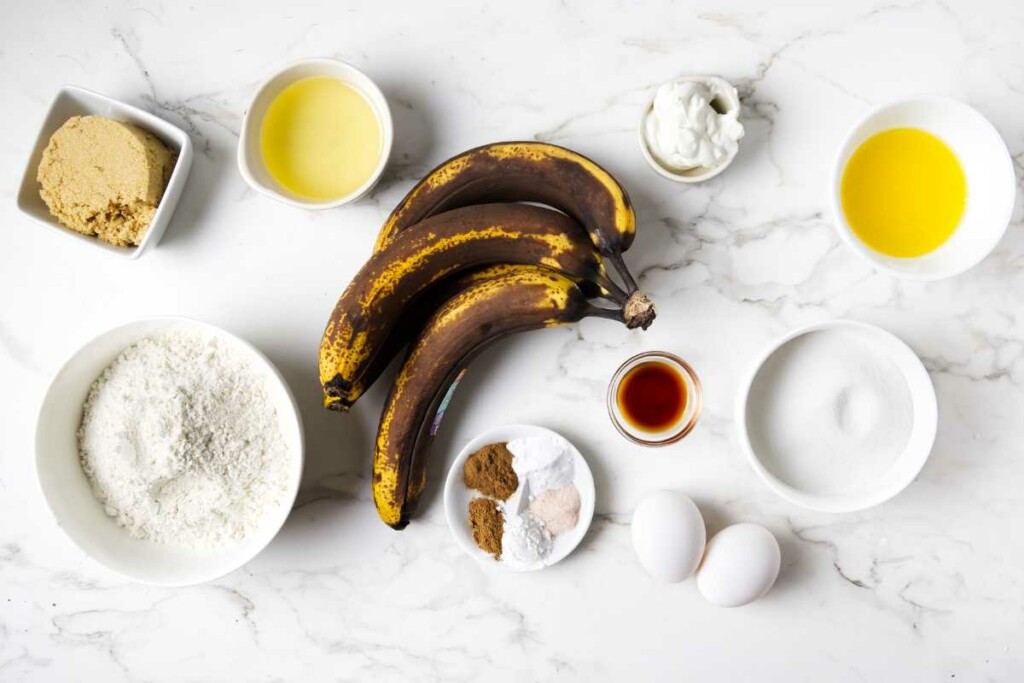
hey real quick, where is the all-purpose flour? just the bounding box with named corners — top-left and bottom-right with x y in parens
top-left (78, 330), bottom-right (290, 548)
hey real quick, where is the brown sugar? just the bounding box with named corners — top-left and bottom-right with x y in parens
top-left (463, 442), bottom-right (518, 500)
top-left (468, 498), bottom-right (503, 559)
top-left (37, 115), bottom-right (175, 247)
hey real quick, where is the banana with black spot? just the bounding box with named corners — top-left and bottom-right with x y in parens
top-left (319, 203), bottom-right (633, 411)
top-left (372, 265), bottom-right (624, 529)
top-left (374, 141), bottom-right (645, 297)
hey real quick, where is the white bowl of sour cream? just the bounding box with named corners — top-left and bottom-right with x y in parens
top-left (639, 76), bottom-right (744, 183)
top-left (736, 320), bottom-right (937, 513)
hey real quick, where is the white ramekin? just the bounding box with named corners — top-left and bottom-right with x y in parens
top-left (830, 97), bottom-right (1015, 280)
top-left (16, 86), bottom-right (193, 259)
top-left (238, 57), bottom-right (393, 210)
top-left (638, 75), bottom-right (742, 184)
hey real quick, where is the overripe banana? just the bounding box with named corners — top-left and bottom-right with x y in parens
top-left (350, 264), bottom-right (596, 408)
top-left (373, 266), bottom-right (624, 529)
top-left (373, 141), bottom-right (644, 295)
top-left (319, 203), bottom-right (629, 411)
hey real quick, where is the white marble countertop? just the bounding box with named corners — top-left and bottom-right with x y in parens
top-left (2, 1), bottom-right (1023, 680)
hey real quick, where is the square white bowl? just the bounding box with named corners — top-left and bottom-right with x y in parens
top-left (16, 86), bottom-right (194, 259)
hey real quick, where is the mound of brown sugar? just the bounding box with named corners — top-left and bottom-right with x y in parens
top-left (37, 115), bottom-right (175, 247)
top-left (463, 442), bottom-right (518, 500)
top-left (468, 498), bottom-right (503, 559)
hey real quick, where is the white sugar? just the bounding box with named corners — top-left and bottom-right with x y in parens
top-left (745, 328), bottom-right (914, 495)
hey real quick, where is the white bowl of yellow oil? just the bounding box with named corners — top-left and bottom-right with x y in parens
top-left (831, 98), bottom-right (1015, 280)
top-left (238, 57), bottom-right (393, 210)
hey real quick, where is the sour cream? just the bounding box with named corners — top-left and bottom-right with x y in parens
top-left (644, 79), bottom-right (744, 170)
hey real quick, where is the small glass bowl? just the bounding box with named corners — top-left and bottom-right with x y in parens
top-left (607, 351), bottom-right (702, 446)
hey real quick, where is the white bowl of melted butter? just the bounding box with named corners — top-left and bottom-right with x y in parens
top-left (831, 97), bottom-right (1015, 280)
top-left (238, 58), bottom-right (393, 210)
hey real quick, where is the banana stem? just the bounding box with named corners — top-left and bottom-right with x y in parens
top-left (608, 252), bottom-right (640, 295)
top-left (622, 291), bottom-right (656, 330)
top-left (597, 274), bottom-right (630, 306)
top-left (585, 304), bottom-right (627, 324)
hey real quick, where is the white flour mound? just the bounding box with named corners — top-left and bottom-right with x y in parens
top-left (78, 330), bottom-right (290, 548)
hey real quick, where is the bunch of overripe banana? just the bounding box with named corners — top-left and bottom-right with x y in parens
top-left (318, 142), bottom-right (655, 529)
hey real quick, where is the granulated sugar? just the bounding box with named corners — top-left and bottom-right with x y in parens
top-left (745, 327), bottom-right (913, 496)
top-left (78, 330), bottom-right (290, 548)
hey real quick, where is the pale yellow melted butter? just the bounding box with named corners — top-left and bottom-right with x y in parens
top-left (261, 76), bottom-right (381, 201)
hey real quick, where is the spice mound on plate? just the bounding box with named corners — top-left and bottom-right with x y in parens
top-left (463, 442), bottom-right (518, 499)
top-left (37, 115), bottom-right (175, 247)
top-left (501, 509), bottom-right (553, 567)
top-left (528, 485), bottom-right (581, 535)
top-left (463, 436), bottom-right (582, 570)
top-left (468, 498), bottom-right (503, 559)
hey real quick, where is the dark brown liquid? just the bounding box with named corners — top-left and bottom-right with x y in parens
top-left (617, 361), bottom-right (686, 433)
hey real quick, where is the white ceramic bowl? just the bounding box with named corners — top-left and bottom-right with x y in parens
top-left (736, 320), bottom-right (937, 513)
top-left (638, 75), bottom-right (742, 183)
top-left (831, 97), bottom-right (1015, 280)
top-left (35, 318), bottom-right (304, 586)
top-left (16, 86), bottom-right (193, 259)
top-left (238, 57), bottom-right (393, 210)
top-left (443, 424), bottom-right (595, 572)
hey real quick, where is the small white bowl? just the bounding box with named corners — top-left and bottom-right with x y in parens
top-left (35, 318), bottom-right (304, 586)
top-left (443, 424), bottom-right (595, 572)
top-left (16, 86), bottom-right (193, 259)
top-left (638, 75), bottom-right (742, 183)
top-left (736, 320), bottom-right (937, 513)
top-left (831, 97), bottom-right (1015, 280)
top-left (238, 57), bottom-right (393, 210)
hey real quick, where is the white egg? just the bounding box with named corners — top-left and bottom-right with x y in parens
top-left (696, 523), bottom-right (781, 607)
top-left (631, 490), bottom-right (706, 582)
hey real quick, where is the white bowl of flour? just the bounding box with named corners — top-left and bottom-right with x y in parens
top-left (737, 320), bottom-right (937, 513)
top-left (36, 318), bottom-right (303, 586)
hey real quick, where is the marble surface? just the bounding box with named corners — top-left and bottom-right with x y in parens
top-left (2, 0), bottom-right (1023, 680)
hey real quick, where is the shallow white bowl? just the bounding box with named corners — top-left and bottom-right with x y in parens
top-left (238, 57), bottom-right (393, 210)
top-left (736, 320), bottom-right (937, 513)
top-left (35, 318), bottom-right (304, 586)
top-left (638, 75), bottom-right (742, 184)
top-left (443, 424), bottom-right (595, 572)
top-left (16, 86), bottom-right (193, 259)
top-left (831, 97), bottom-right (1015, 280)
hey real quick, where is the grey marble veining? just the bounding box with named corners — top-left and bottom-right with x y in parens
top-left (1, 0), bottom-right (1023, 680)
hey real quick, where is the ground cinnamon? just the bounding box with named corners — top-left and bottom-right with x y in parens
top-left (468, 498), bottom-right (503, 559)
top-left (463, 442), bottom-right (518, 500)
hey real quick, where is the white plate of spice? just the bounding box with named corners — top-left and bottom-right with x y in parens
top-left (443, 424), bottom-right (595, 572)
